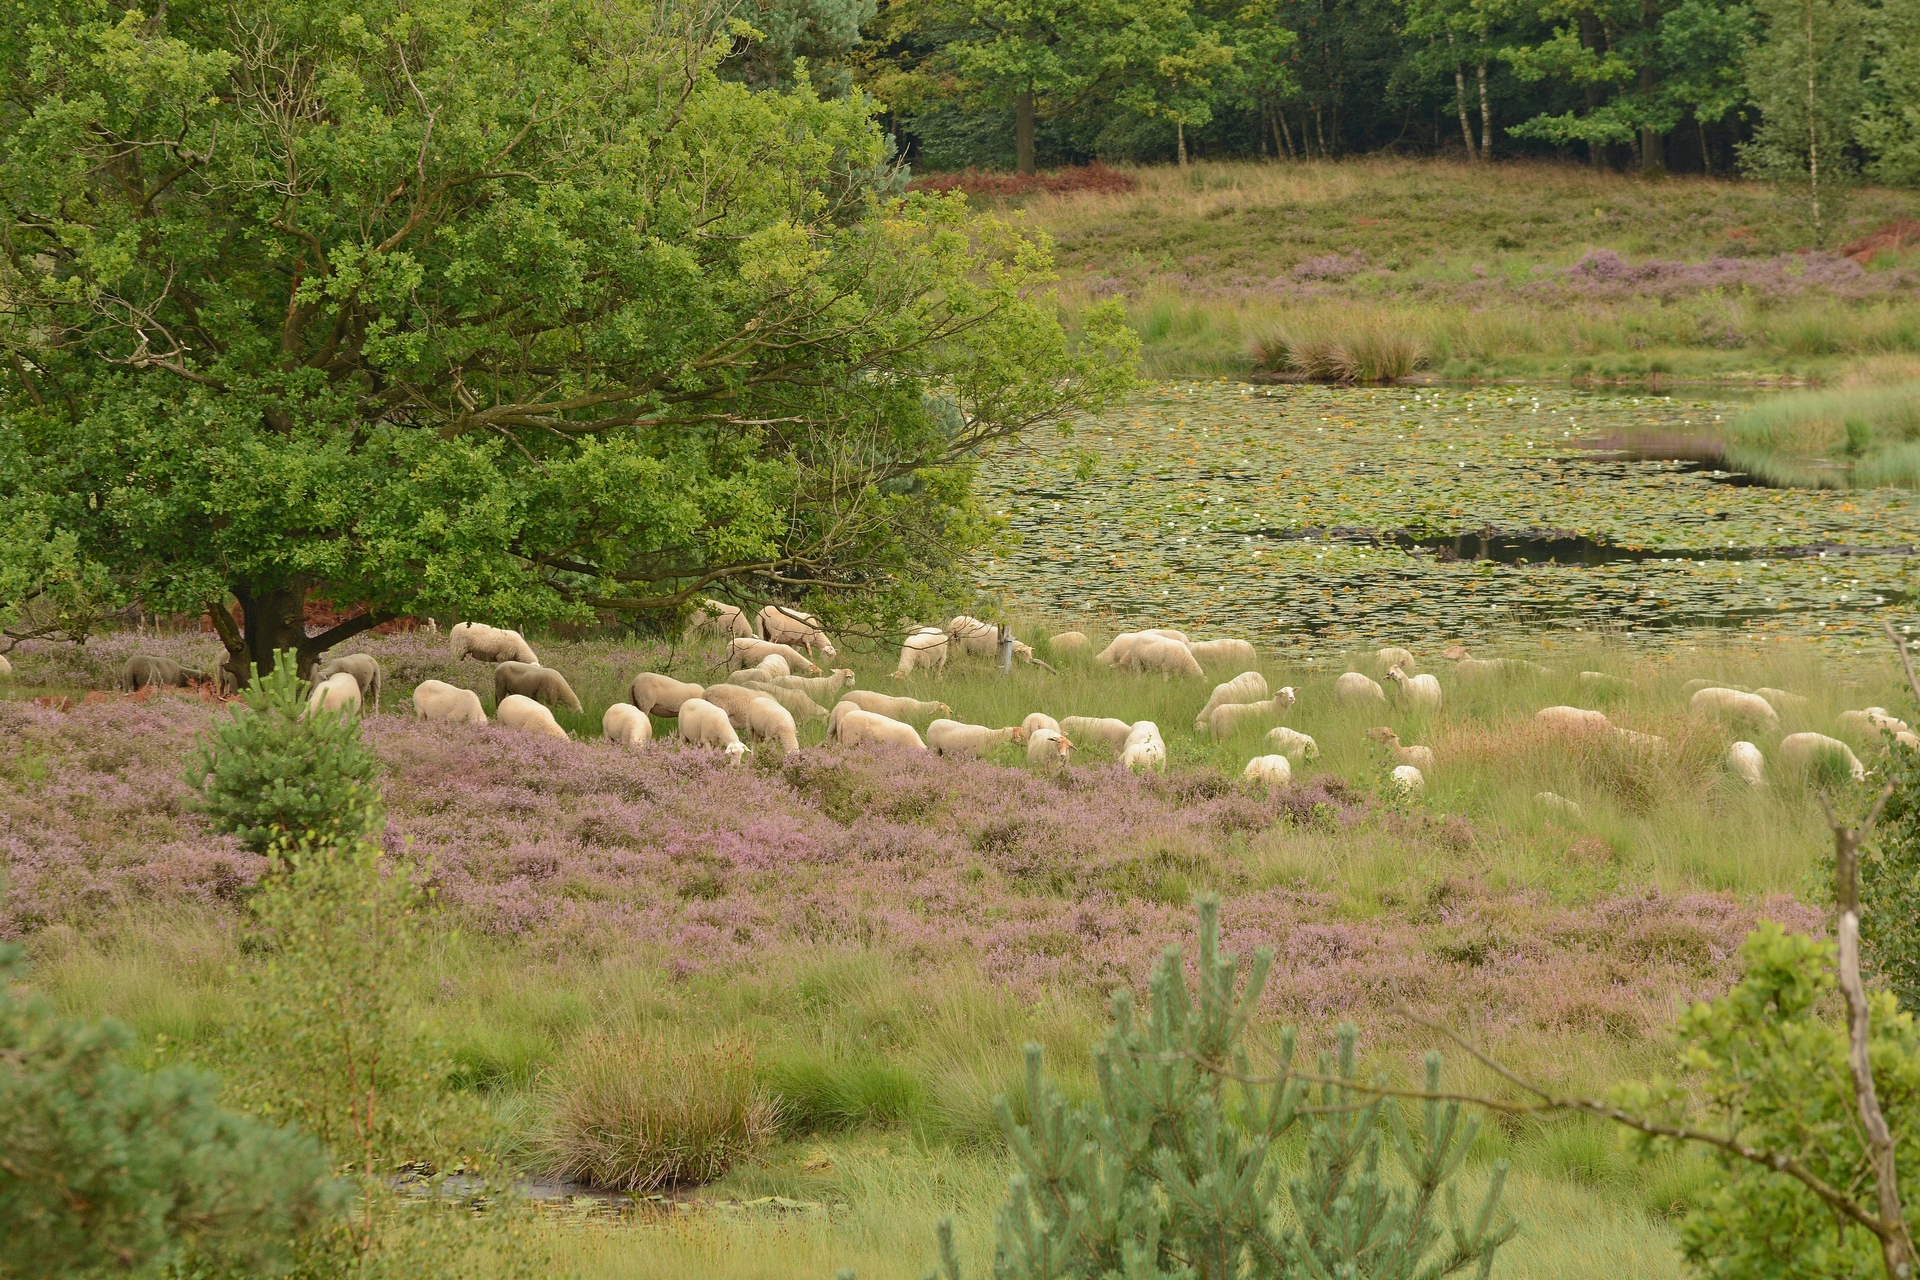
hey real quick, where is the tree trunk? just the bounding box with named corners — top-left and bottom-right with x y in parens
top-left (1698, 117), bottom-right (1712, 174)
top-left (1015, 89), bottom-right (1036, 176)
top-left (209, 584), bottom-right (395, 690)
top-left (1450, 36), bottom-right (1477, 162)
top-left (1276, 105), bottom-right (1296, 159)
top-left (1314, 104), bottom-right (1327, 157)
top-left (1806, 0), bottom-right (1822, 244)
top-left (1477, 61), bottom-right (1493, 158)
top-left (1176, 120), bottom-right (1187, 167)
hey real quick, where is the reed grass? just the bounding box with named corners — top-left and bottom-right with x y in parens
top-left (1720, 380), bottom-right (1920, 487)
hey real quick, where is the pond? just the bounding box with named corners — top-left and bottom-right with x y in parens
top-left (972, 381), bottom-right (1920, 656)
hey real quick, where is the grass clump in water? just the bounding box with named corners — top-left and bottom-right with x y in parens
top-left (1249, 316), bottom-right (1428, 382)
top-left (1724, 380), bottom-right (1920, 487)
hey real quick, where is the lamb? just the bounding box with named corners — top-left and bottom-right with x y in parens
top-left (834, 708), bottom-right (927, 750)
top-left (1242, 754), bottom-right (1293, 791)
top-left (1027, 728), bottom-right (1073, 765)
top-left (725, 637), bottom-right (820, 675)
top-left (699, 683), bottom-right (772, 728)
top-left (120, 655), bottom-right (210, 692)
top-left (744, 696), bottom-right (800, 753)
top-left (1022, 712), bottom-right (1062, 737)
top-left (1049, 631), bottom-right (1090, 658)
top-left (1390, 764), bottom-right (1426, 793)
top-left (1535, 705), bottom-right (1613, 734)
top-left (1120, 635), bottom-right (1204, 678)
top-left (676, 698), bottom-right (751, 764)
top-left (603, 703), bottom-right (653, 748)
top-left (1778, 732), bottom-right (1866, 781)
top-left (1726, 740), bottom-right (1765, 787)
top-left (450, 622), bottom-right (537, 665)
top-left (629, 673), bottom-right (706, 717)
top-left (771, 669), bottom-right (856, 703)
top-left (1365, 726), bottom-right (1435, 772)
top-left (412, 679), bottom-right (487, 726)
top-left (495, 661), bottom-right (583, 712)
top-left (1060, 716), bottom-right (1134, 750)
top-left (1118, 721), bottom-right (1167, 772)
top-left (688, 599), bottom-right (753, 640)
top-left (927, 719), bottom-right (1028, 757)
top-left (306, 671), bottom-right (362, 716)
top-left (498, 693), bottom-right (568, 741)
top-left (838, 689), bottom-right (951, 722)
top-left (1208, 692), bottom-right (1297, 739)
top-left (738, 681), bottom-right (830, 723)
top-left (893, 628), bottom-right (950, 678)
top-left (1334, 672), bottom-right (1386, 705)
top-left (1376, 646), bottom-right (1416, 672)
top-left (757, 605), bottom-right (838, 657)
top-left (1689, 687), bottom-right (1778, 728)
top-left (1195, 671), bottom-right (1269, 731)
top-left (314, 654), bottom-right (383, 712)
top-left (1265, 726), bottom-right (1320, 761)
top-left (1384, 664), bottom-right (1442, 710)
top-left (1187, 638), bottom-right (1257, 670)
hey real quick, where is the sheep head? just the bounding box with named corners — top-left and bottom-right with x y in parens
top-left (1364, 726), bottom-right (1401, 747)
top-left (1275, 686), bottom-right (1297, 708)
top-left (1384, 664), bottom-right (1408, 685)
top-left (724, 742), bottom-right (750, 766)
top-left (1441, 645), bottom-right (1471, 661)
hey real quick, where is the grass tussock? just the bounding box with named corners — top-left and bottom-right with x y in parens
top-left (1723, 380), bottom-right (1920, 487)
top-left (1249, 318), bottom-right (1428, 382)
top-left (537, 1034), bottom-right (780, 1191)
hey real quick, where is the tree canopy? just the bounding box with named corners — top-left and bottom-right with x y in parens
top-left (0, 0), bottom-right (1133, 682)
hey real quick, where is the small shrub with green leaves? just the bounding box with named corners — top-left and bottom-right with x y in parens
top-left (185, 650), bottom-right (383, 853)
top-left (922, 897), bottom-right (1517, 1280)
top-left (0, 941), bottom-right (342, 1278)
top-left (1864, 735), bottom-right (1920, 1010)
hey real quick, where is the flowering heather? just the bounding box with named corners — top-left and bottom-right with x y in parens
top-left (3, 679), bottom-right (1820, 1044)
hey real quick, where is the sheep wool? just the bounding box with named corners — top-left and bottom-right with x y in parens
top-left (1048, 631), bottom-right (1090, 658)
top-left (757, 606), bottom-right (838, 657)
top-left (678, 698), bottom-right (751, 763)
top-left (413, 679), bottom-right (487, 726)
top-left (315, 654), bottom-right (383, 713)
top-left (1689, 687), bottom-right (1778, 727)
top-left (1187, 638), bottom-right (1257, 671)
top-left (1195, 671), bottom-right (1270, 731)
top-left (1390, 764), bottom-right (1425, 793)
top-left (1384, 665), bottom-right (1442, 710)
top-left (1242, 754), bottom-right (1292, 791)
top-left (834, 708), bottom-right (927, 750)
top-left (1265, 726), bottom-right (1320, 761)
top-left (838, 690), bottom-right (951, 722)
top-left (892, 628), bottom-right (950, 678)
top-left (726, 637), bottom-right (821, 675)
top-left (1059, 716), bottom-right (1133, 750)
top-left (1333, 672), bottom-right (1386, 705)
top-left (1021, 712), bottom-right (1062, 738)
top-left (927, 719), bottom-right (1026, 757)
top-left (603, 703), bottom-right (653, 748)
top-left (629, 673), bottom-right (706, 717)
top-left (495, 661), bottom-right (583, 712)
top-left (1778, 732), bottom-right (1866, 781)
top-left (498, 693), bottom-right (568, 740)
top-left (744, 696), bottom-right (800, 753)
top-left (307, 672), bottom-right (362, 716)
top-left (450, 622), bottom-right (538, 666)
top-left (1725, 741), bottom-right (1764, 787)
top-left (1026, 728), bottom-right (1072, 765)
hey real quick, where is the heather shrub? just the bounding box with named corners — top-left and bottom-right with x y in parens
top-left (537, 1033), bottom-right (780, 1191)
top-left (0, 940), bottom-right (342, 1277)
top-left (185, 650), bottom-right (382, 852)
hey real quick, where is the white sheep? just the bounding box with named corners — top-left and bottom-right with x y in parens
top-left (699, 683), bottom-right (771, 728)
top-left (450, 622), bottom-right (538, 666)
top-left (677, 698), bottom-right (751, 764)
top-left (1121, 636), bottom-right (1204, 678)
top-left (1534, 791), bottom-right (1582, 817)
top-left (1577, 671), bottom-right (1628, 691)
top-left (1443, 646), bottom-right (1548, 677)
top-left (725, 637), bottom-right (821, 675)
top-left (1615, 728), bottom-right (1668, 752)
top-left (771, 669), bottom-right (855, 703)
top-left (1060, 716), bottom-right (1134, 750)
top-left (1119, 721), bottom-right (1167, 772)
top-left (1242, 754), bottom-right (1292, 791)
top-left (834, 708), bottom-right (927, 750)
top-left (688, 600), bottom-right (753, 640)
top-left (1022, 712), bottom-right (1062, 737)
top-left (306, 672), bottom-right (362, 716)
top-left (1188, 638), bottom-right (1258, 670)
top-left (1838, 707), bottom-right (1913, 738)
top-left (1535, 705), bottom-right (1613, 734)
top-left (1049, 631), bottom-right (1090, 658)
top-left (739, 681), bottom-right (830, 723)
top-left (1334, 672), bottom-right (1386, 705)
top-left (928, 719), bottom-right (1028, 757)
top-left (1195, 671), bottom-right (1270, 731)
top-left (1384, 664), bottom-right (1442, 710)
top-left (1754, 687), bottom-right (1809, 713)
top-left (1093, 630), bottom-right (1188, 667)
top-left (1778, 732), bottom-right (1866, 781)
top-left (1208, 691), bottom-right (1297, 739)
top-left (838, 690), bottom-right (951, 722)
top-left (314, 654), bottom-right (383, 713)
top-left (745, 696), bottom-right (800, 753)
top-left (1027, 728), bottom-right (1073, 765)
top-left (603, 703), bottom-right (653, 748)
top-left (1265, 726), bottom-right (1320, 761)
top-left (757, 605), bottom-right (838, 657)
top-left (1391, 764), bottom-right (1426, 793)
top-left (495, 661), bottom-right (583, 712)
top-left (1365, 727), bottom-right (1435, 772)
top-left (1376, 646), bottom-right (1416, 672)
top-left (1726, 741), bottom-right (1764, 786)
top-left (947, 615), bottom-right (1001, 657)
top-left (893, 627), bottom-right (950, 678)
top-left (751, 654), bottom-right (792, 681)
top-left (1690, 687), bottom-right (1779, 728)
top-left (0, 653), bottom-right (11, 678)
top-left (498, 693), bottom-right (568, 741)
top-left (413, 679), bottom-right (487, 726)
top-left (629, 673), bottom-right (705, 717)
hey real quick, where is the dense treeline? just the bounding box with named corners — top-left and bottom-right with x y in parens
top-left (734, 0), bottom-right (1920, 199)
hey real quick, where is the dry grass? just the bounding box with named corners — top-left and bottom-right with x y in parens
top-left (1250, 317), bottom-right (1429, 382)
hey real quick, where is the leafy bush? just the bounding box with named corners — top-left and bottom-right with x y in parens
top-left (0, 941), bottom-right (341, 1277)
top-left (538, 1034), bottom-right (780, 1191)
top-left (1865, 735), bottom-right (1920, 1009)
top-left (185, 651), bottom-right (382, 852)
top-left (929, 897), bottom-right (1517, 1279)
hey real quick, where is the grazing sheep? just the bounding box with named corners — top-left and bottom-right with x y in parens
top-left (1577, 671), bottom-right (1628, 690)
top-left (629, 673), bottom-right (706, 717)
top-left (1778, 732), bottom-right (1866, 781)
top-left (678, 698), bottom-right (751, 764)
top-left (927, 719), bottom-right (1028, 757)
top-left (1365, 726), bottom-right (1435, 772)
top-left (1442, 647), bottom-right (1549, 677)
top-left (450, 622), bottom-right (538, 665)
top-left (725, 637), bottom-right (820, 676)
top-left (1534, 791), bottom-right (1582, 818)
top-left (120, 655), bottom-right (209, 692)
top-left (893, 628), bottom-right (950, 678)
top-left (1060, 716), bottom-right (1134, 750)
top-left (739, 681), bottom-right (830, 723)
top-left (947, 615), bottom-right (1001, 657)
top-left (1119, 721), bottom-right (1167, 772)
top-left (757, 605), bottom-right (838, 657)
top-left (1188, 638), bottom-right (1258, 670)
top-left (1615, 728), bottom-right (1668, 752)
top-left (1376, 646), bottom-right (1416, 673)
top-left (315, 654), bottom-right (383, 712)
top-left (1049, 631), bottom-right (1090, 658)
top-left (495, 661), bottom-right (583, 713)
top-left (306, 672), bottom-right (362, 716)
top-left (1208, 692), bottom-right (1297, 739)
top-left (413, 679), bottom-right (487, 726)
top-left (688, 600), bottom-right (754, 640)
top-left (1384, 664), bottom-right (1442, 710)
top-left (1838, 707), bottom-right (1913, 738)
top-left (1390, 764), bottom-right (1426, 793)
top-left (1265, 726), bottom-right (1320, 761)
top-left (1899, 731), bottom-right (1920, 752)
top-left (838, 690), bottom-right (951, 722)
top-left (603, 703), bottom-right (652, 747)
top-left (1144, 628), bottom-right (1189, 643)
top-left (744, 696), bottom-right (800, 753)
top-left (771, 669), bottom-right (856, 703)
top-left (1334, 672), bottom-right (1386, 705)
top-left (498, 693), bottom-right (568, 740)
top-left (751, 654), bottom-right (792, 681)
top-left (1093, 630), bottom-right (1189, 667)
top-left (1195, 671), bottom-right (1270, 731)
top-left (1242, 754), bottom-right (1292, 791)
top-left (1121, 636), bottom-right (1204, 678)
top-left (1689, 687), bottom-right (1778, 728)
top-left (1754, 687), bottom-right (1809, 713)
top-left (1535, 705), bottom-right (1613, 734)
top-left (1680, 678), bottom-right (1733, 696)
top-left (1022, 712), bottom-right (1062, 738)
top-left (834, 708), bottom-right (927, 750)
top-left (699, 683), bottom-right (771, 728)
top-left (0, 653), bottom-right (10, 677)
top-left (1027, 728), bottom-right (1073, 765)
top-left (1726, 741), bottom-right (1765, 786)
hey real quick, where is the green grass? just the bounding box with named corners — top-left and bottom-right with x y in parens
top-left (1721, 378), bottom-right (1920, 487)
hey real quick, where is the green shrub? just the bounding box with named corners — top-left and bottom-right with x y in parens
top-left (185, 650), bottom-right (383, 852)
top-left (1864, 735), bottom-right (1920, 1009)
top-left (0, 941), bottom-right (341, 1277)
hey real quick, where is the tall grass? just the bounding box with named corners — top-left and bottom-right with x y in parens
top-left (1250, 315), bottom-right (1428, 382)
top-left (1723, 380), bottom-right (1920, 487)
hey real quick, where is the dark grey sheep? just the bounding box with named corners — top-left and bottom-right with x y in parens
top-left (120, 655), bottom-right (209, 692)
